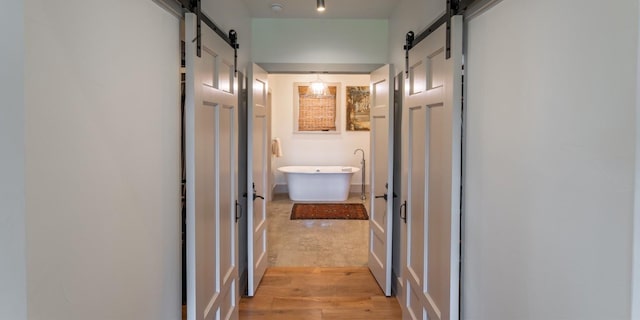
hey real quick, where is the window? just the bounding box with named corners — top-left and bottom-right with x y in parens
top-left (294, 82), bottom-right (341, 133)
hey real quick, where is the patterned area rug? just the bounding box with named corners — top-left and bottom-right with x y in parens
top-left (290, 203), bottom-right (369, 220)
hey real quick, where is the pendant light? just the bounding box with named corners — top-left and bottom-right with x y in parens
top-left (307, 74), bottom-right (328, 97)
top-left (317, 0), bottom-right (325, 12)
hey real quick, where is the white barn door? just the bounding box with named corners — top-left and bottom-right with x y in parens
top-left (246, 63), bottom-right (269, 296)
top-left (369, 64), bottom-right (395, 296)
top-left (185, 13), bottom-right (239, 320)
top-left (402, 16), bottom-right (463, 320)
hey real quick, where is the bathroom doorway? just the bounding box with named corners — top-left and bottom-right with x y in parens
top-left (265, 73), bottom-right (373, 267)
top-left (242, 66), bottom-right (397, 299)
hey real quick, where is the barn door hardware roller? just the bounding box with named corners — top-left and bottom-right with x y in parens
top-left (195, 0), bottom-right (202, 57)
top-left (229, 29), bottom-right (239, 77)
top-left (403, 31), bottom-right (414, 79)
top-left (181, 0), bottom-right (239, 76)
top-left (404, 0), bottom-right (477, 77)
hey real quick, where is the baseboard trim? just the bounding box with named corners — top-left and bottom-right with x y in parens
top-left (239, 269), bottom-right (248, 296)
top-left (273, 184), bottom-right (288, 194)
top-left (393, 272), bottom-right (407, 314)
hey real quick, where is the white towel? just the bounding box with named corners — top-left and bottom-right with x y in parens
top-left (272, 138), bottom-right (283, 157)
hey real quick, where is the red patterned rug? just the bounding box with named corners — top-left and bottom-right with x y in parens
top-left (290, 203), bottom-right (369, 220)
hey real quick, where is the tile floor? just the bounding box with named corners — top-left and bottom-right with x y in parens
top-left (267, 193), bottom-right (370, 267)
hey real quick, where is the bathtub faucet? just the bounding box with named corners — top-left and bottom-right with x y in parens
top-left (354, 148), bottom-right (365, 165)
top-left (354, 148), bottom-right (366, 200)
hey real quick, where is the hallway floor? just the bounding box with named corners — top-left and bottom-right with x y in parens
top-left (238, 194), bottom-right (404, 319)
top-left (266, 193), bottom-right (369, 267)
top-left (182, 193), bottom-right (401, 319)
top-left (239, 267), bottom-right (402, 319)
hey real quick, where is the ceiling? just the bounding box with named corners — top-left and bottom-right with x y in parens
top-left (241, 0), bottom-right (401, 19)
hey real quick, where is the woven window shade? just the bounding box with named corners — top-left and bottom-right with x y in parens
top-left (298, 85), bottom-right (337, 131)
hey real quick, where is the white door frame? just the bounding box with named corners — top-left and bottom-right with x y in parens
top-left (402, 15), bottom-right (463, 320)
top-left (246, 63), bottom-right (269, 296)
top-left (368, 64), bottom-right (395, 296)
top-left (634, 17), bottom-right (640, 316)
top-left (185, 12), bottom-right (239, 320)
top-left (633, 56), bottom-right (640, 319)
top-left (392, 71), bottom-right (408, 311)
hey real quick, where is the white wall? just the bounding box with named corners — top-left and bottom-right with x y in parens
top-left (0, 0), bottom-right (27, 319)
top-left (389, 0), bottom-right (444, 73)
top-left (464, 0), bottom-right (637, 319)
top-left (252, 19), bottom-right (388, 65)
top-left (270, 74), bottom-right (371, 190)
top-left (24, 1), bottom-right (181, 319)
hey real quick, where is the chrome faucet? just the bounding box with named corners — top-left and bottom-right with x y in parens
top-left (354, 148), bottom-right (366, 200)
top-left (354, 148), bottom-right (365, 164)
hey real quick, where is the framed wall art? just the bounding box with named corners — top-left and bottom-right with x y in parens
top-left (293, 82), bottom-right (341, 133)
top-left (346, 86), bottom-right (370, 131)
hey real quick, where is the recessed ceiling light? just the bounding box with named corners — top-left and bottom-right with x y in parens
top-left (271, 3), bottom-right (283, 12)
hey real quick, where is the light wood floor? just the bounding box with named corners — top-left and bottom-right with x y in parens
top-left (239, 267), bottom-right (402, 320)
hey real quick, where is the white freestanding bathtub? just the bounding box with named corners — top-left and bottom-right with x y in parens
top-left (278, 166), bottom-right (360, 202)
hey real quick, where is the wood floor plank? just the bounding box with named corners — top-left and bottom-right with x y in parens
top-left (239, 267), bottom-right (402, 320)
top-left (271, 296), bottom-right (374, 310)
top-left (240, 308), bottom-right (323, 320)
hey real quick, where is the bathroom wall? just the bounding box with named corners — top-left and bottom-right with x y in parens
top-left (24, 0), bottom-right (181, 319)
top-left (463, 0), bottom-right (637, 318)
top-left (269, 74), bottom-right (371, 193)
top-left (252, 19), bottom-right (387, 66)
top-left (0, 0), bottom-right (27, 319)
top-left (252, 19), bottom-right (389, 73)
